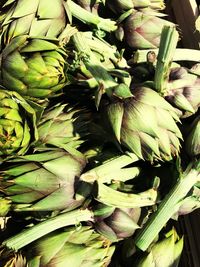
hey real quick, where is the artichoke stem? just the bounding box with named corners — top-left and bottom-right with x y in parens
top-left (3, 209), bottom-right (94, 251)
top-left (80, 152), bottom-right (139, 183)
top-left (73, 32), bottom-right (118, 98)
top-left (67, 0), bottom-right (117, 32)
top-left (134, 161), bottom-right (200, 251)
top-left (133, 48), bottom-right (200, 64)
top-left (154, 25), bottom-right (179, 95)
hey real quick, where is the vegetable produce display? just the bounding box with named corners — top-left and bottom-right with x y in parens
top-left (0, 1), bottom-right (199, 266)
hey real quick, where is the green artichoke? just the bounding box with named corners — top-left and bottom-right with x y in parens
top-left (36, 103), bottom-right (91, 149)
top-left (106, 0), bottom-right (165, 14)
top-left (0, 35), bottom-right (68, 98)
top-left (104, 86), bottom-right (182, 161)
top-left (25, 226), bottom-right (115, 267)
top-left (0, 148), bottom-right (88, 213)
top-left (0, 90), bottom-right (38, 158)
top-left (0, 0), bottom-right (70, 47)
top-left (165, 67), bottom-right (200, 118)
top-left (94, 203), bottom-right (141, 241)
top-left (136, 228), bottom-right (183, 267)
top-left (75, 0), bottom-right (101, 14)
top-left (118, 10), bottom-right (173, 49)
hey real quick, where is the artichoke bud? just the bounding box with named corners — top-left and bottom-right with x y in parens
top-left (165, 67), bottom-right (200, 118)
top-left (0, 148), bottom-right (87, 212)
top-left (185, 116), bottom-right (200, 157)
top-left (106, 0), bottom-right (165, 14)
top-left (0, 0), bottom-right (70, 47)
top-left (25, 226), bottom-right (115, 267)
top-left (36, 103), bottom-right (91, 149)
top-left (0, 35), bottom-right (68, 98)
top-left (94, 203), bottom-right (141, 241)
top-left (137, 228), bottom-right (183, 267)
top-left (121, 10), bottom-right (173, 49)
top-left (105, 87), bottom-right (182, 161)
top-left (0, 90), bottom-right (38, 158)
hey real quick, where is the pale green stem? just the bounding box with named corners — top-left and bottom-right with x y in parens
top-left (3, 209), bottom-right (94, 251)
top-left (80, 153), bottom-right (140, 183)
top-left (96, 183), bottom-right (157, 208)
top-left (134, 162), bottom-right (200, 251)
top-left (133, 48), bottom-right (200, 64)
top-left (67, 0), bottom-right (117, 32)
top-left (154, 25), bottom-right (179, 95)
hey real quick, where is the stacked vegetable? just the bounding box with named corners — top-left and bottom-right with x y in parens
top-left (0, 1), bottom-right (199, 266)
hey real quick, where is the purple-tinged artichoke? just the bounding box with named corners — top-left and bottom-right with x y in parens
top-left (94, 203), bottom-right (141, 241)
top-left (105, 86), bottom-right (182, 161)
top-left (0, 148), bottom-right (88, 213)
top-left (165, 67), bottom-right (200, 118)
top-left (117, 10), bottom-right (173, 49)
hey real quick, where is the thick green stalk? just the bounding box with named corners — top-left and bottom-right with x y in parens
top-left (133, 48), bottom-right (200, 64)
top-left (3, 209), bottom-right (94, 251)
top-left (154, 26), bottom-right (179, 95)
top-left (96, 183), bottom-right (157, 208)
top-left (67, 0), bottom-right (117, 32)
top-left (134, 161), bottom-right (200, 251)
top-left (80, 153), bottom-right (140, 183)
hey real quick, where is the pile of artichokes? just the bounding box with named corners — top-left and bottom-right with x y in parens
top-left (0, 1), bottom-right (199, 266)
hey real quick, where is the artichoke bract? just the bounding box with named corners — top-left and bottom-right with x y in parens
top-left (106, 0), bottom-right (165, 14)
top-left (0, 90), bottom-right (38, 158)
top-left (105, 87), bottom-right (182, 161)
top-left (25, 226), bottom-right (115, 267)
top-left (119, 10), bottom-right (173, 49)
top-left (94, 204), bottom-right (141, 241)
top-left (0, 35), bottom-right (68, 98)
top-left (185, 116), bottom-right (200, 157)
top-left (0, 148), bottom-right (88, 212)
top-left (165, 67), bottom-right (200, 118)
top-left (136, 228), bottom-right (183, 267)
top-left (37, 103), bottom-right (91, 149)
top-left (0, 0), bottom-right (70, 47)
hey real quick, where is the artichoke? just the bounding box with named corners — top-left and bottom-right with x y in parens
top-left (117, 10), bottom-right (173, 49)
top-left (0, 90), bottom-right (38, 158)
top-left (104, 86), bottom-right (182, 161)
top-left (165, 67), bottom-right (200, 118)
top-left (0, 148), bottom-right (88, 213)
top-left (0, 0), bottom-right (70, 47)
top-left (75, 0), bottom-right (101, 14)
top-left (36, 103), bottom-right (91, 149)
top-left (136, 228), bottom-right (183, 267)
top-left (0, 35), bottom-right (68, 98)
top-left (106, 0), bottom-right (165, 14)
top-left (185, 115), bottom-right (200, 157)
top-left (24, 226), bottom-right (115, 267)
top-left (94, 203), bottom-right (141, 241)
